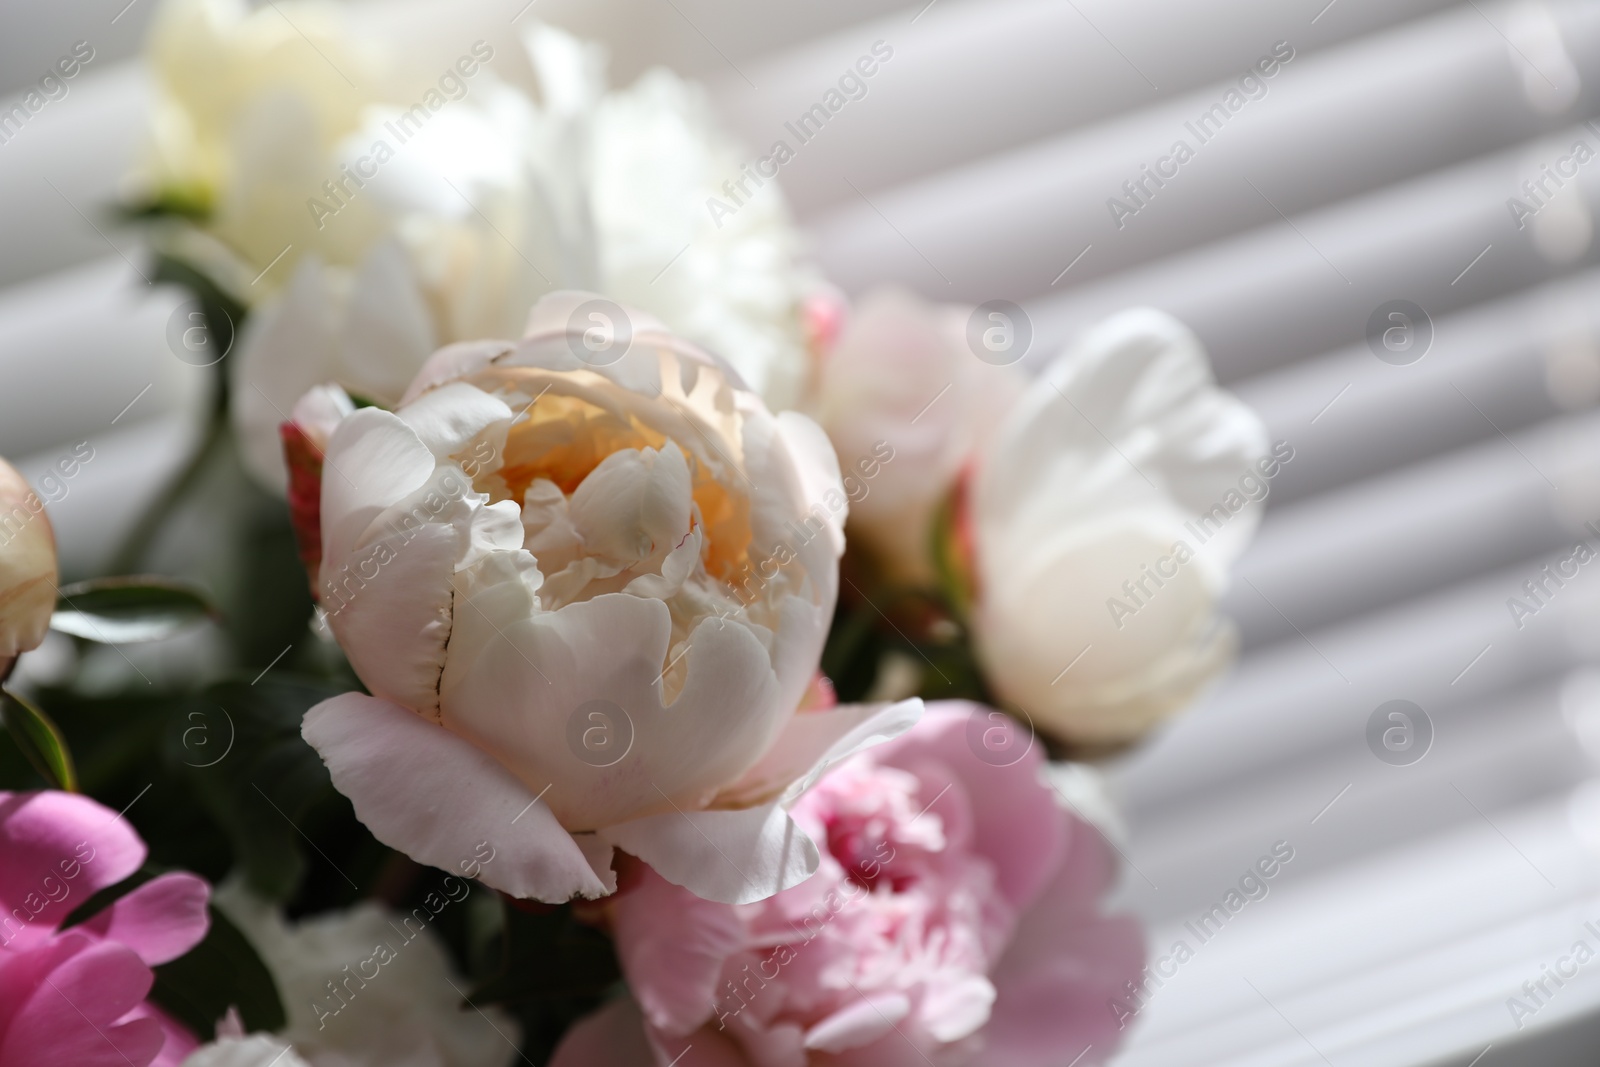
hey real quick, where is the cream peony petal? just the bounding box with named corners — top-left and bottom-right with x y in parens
top-left (338, 238), bottom-right (437, 406)
top-left (598, 803), bottom-right (818, 906)
top-left (288, 383), bottom-right (354, 449)
top-left (0, 460), bottom-right (58, 661)
top-left (319, 407), bottom-right (437, 572)
top-left (972, 308), bottom-right (1267, 743)
top-left (441, 591), bottom-right (780, 831)
top-left (713, 699), bottom-right (923, 810)
top-left (566, 444), bottom-right (692, 565)
top-left (232, 257), bottom-right (341, 491)
top-left (774, 411), bottom-right (847, 558)
top-left (395, 381), bottom-right (511, 460)
top-left (978, 307), bottom-right (1268, 577)
top-left (302, 692), bottom-right (614, 901)
top-left (398, 339), bottom-right (518, 407)
top-left (520, 289), bottom-right (668, 342)
top-left (324, 522), bottom-right (455, 718)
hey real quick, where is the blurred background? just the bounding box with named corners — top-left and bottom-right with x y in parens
top-left (3, 0), bottom-right (1600, 1062)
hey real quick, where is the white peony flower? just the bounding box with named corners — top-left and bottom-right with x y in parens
top-left (969, 309), bottom-right (1270, 746)
top-left (210, 883), bottom-right (515, 1067)
top-left (138, 0), bottom-right (816, 488)
top-left (591, 69), bottom-right (816, 411)
top-left (141, 0), bottom-right (398, 275)
top-left (299, 292), bottom-right (919, 905)
top-left (807, 294), bottom-right (1267, 747)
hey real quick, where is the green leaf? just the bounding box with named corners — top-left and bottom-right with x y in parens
top-left (1, 687), bottom-right (77, 790)
top-left (52, 576), bottom-right (218, 644)
top-left (173, 677), bottom-right (347, 902)
top-left (472, 898), bottom-right (621, 1005)
top-left (154, 902), bottom-right (286, 1035)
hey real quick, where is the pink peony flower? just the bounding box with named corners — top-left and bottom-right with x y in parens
top-left (552, 701), bottom-right (1145, 1067)
top-left (0, 790), bottom-right (211, 1067)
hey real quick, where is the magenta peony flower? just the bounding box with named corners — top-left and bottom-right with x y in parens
top-left (0, 790), bottom-right (211, 1067)
top-left (552, 701), bottom-right (1145, 1067)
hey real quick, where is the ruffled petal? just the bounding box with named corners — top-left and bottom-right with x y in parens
top-left (0, 933), bottom-right (162, 1067)
top-left (713, 699), bottom-right (923, 810)
top-left (323, 521), bottom-right (457, 718)
top-left (773, 411), bottom-right (846, 558)
top-left (610, 867), bottom-right (745, 1037)
top-left (302, 692), bottom-right (614, 901)
top-left (986, 819), bottom-right (1146, 1067)
top-left (441, 591), bottom-right (781, 832)
top-left (79, 873), bottom-right (211, 966)
top-left (339, 237), bottom-right (437, 406)
top-left (599, 803), bottom-right (817, 905)
top-left (803, 993), bottom-right (909, 1052)
top-left (319, 407), bottom-right (438, 572)
top-left (0, 791), bottom-right (145, 938)
top-left (873, 703), bottom-right (1066, 912)
top-left (978, 309), bottom-right (1267, 565)
top-left (396, 381), bottom-right (511, 459)
top-left (130, 1002), bottom-right (200, 1067)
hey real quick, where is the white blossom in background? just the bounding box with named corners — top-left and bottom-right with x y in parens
top-left (208, 883), bottom-right (517, 1067)
top-left (970, 309), bottom-right (1270, 746)
top-left (139, 0), bottom-right (817, 491)
top-left (809, 294), bottom-right (1269, 747)
top-left (183, 1034), bottom-right (312, 1067)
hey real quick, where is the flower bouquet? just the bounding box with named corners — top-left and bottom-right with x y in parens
top-left (0, 2), bottom-right (1272, 1063)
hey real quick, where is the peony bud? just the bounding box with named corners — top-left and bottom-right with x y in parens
top-left (0, 458), bottom-right (60, 664)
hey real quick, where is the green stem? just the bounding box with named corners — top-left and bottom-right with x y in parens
top-left (108, 359), bottom-right (230, 576)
